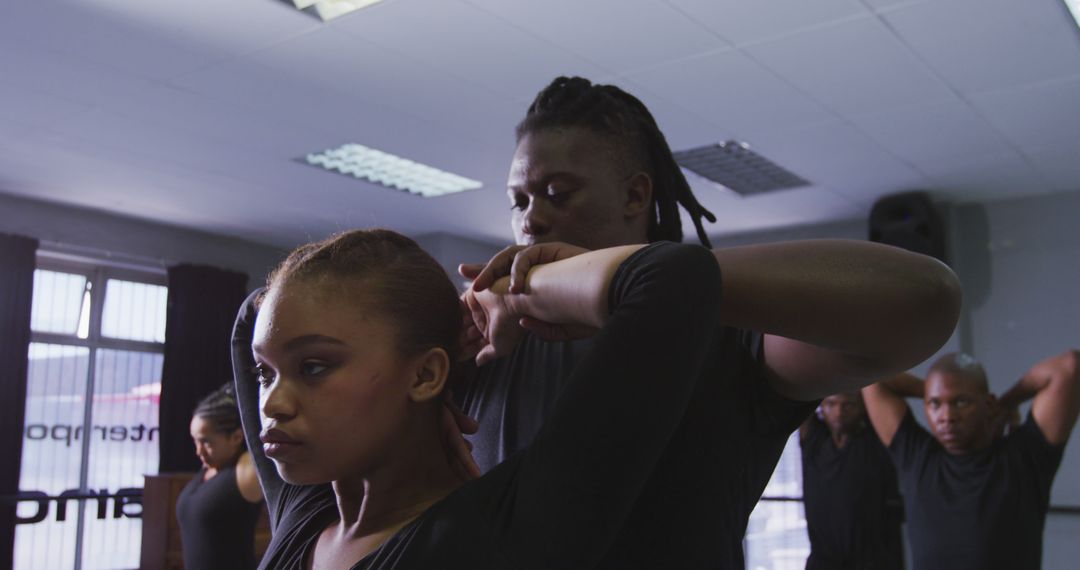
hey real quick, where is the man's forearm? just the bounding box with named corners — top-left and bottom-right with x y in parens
top-left (998, 377), bottom-right (1043, 409)
top-left (712, 239), bottom-right (961, 373)
top-left (1000, 350), bottom-right (1080, 408)
top-left (880, 372), bottom-right (925, 399)
top-left (507, 245), bottom-right (645, 329)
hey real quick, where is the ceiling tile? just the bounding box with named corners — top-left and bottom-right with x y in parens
top-left (881, 0), bottom-right (1080, 95)
top-left (969, 75), bottom-right (1080, 150)
top-left (333, 0), bottom-right (610, 101)
top-left (463, 0), bottom-right (726, 74)
top-left (0, 2), bottom-right (228, 81)
top-left (746, 118), bottom-right (930, 206)
top-left (622, 49), bottom-right (829, 138)
top-left (922, 151), bottom-right (1052, 201)
top-left (848, 99), bottom-right (1013, 166)
top-left (743, 16), bottom-right (955, 116)
top-left (665, 0), bottom-right (868, 46)
top-left (239, 28), bottom-right (523, 146)
top-left (0, 83), bottom-right (95, 131)
top-left (1024, 144), bottom-right (1080, 193)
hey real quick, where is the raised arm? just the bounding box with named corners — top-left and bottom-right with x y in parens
top-left (862, 373), bottom-right (925, 447)
top-left (464, 239), bottom-right (961, 401)
top-left (998, 350), bottom-right (1080, 446)
top-left (231, 289), bottom-right (286, 524)
top-left (713, 239), bottom-right (961, 401)
top-left (468, 243), bottom-right (719, 566)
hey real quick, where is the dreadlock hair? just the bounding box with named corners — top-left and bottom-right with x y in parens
top-left (194, 382), bottom-right (243, 435)
top-left (516, 76), bottom-right (716, 247)
top-left (262, 229), bottom-right (461, 377)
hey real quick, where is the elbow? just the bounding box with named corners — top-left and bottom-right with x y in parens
top-left (888, 257), bottom-right (963, 371)
top-left (924, 258), bottom-right (963, 341)
top-left (1059, 350), bottom-right (1080, 383)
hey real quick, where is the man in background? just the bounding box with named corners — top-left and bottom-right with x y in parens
top-left (800, 391), bottom-right (903, 569)
top-left (862, 350), bottom-right (1080, 570)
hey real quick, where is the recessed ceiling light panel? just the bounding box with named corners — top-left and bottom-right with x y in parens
top-left (1066, 0), bottom-right (1080, 28)
top-left (303, 143), bottom-right (483, 198)
top-left (282, 0), bottom-right (384, 22)
top-left (673, 141), bottom-right (810, 196)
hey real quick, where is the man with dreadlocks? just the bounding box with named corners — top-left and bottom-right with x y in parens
top-left (454, 76), bottom-right (961, 568)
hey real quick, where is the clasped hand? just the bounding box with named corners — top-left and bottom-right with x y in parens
top-left (458, 242), bottom-right (595, 365)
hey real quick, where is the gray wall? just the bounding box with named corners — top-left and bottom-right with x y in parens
top-left (413, 232), bottom-right (504, 292)
top-left (0, 192), bottom-right (284, 288)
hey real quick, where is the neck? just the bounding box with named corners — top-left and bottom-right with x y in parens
top-left (331, 414), bottom-right (464, 538)
top-left (944, 433), bottom-right (993, 455)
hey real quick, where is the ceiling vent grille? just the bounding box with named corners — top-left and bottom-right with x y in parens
top-left (673, 141), bottom-right (810, 196)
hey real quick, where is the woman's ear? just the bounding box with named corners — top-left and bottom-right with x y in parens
top-left (408, 347), bottom-right (450, 403)
top-left (229, 428), bottom-right (245, 448)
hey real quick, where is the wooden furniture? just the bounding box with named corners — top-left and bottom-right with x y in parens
top-left (140, 472), bottom-right (271, 570)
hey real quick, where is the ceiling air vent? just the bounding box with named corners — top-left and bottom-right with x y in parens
top-left (673, 141), bottom-right (809, 196)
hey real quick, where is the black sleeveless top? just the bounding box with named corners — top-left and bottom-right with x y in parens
top-left (176, 464), bottom-right (263, 570)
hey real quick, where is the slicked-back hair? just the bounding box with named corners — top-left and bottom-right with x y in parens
top-left (263, 229), bottom-right (462, 373)
top-left (517, 76), bottom-right (716, 247)
top-left (194, 382), bottom-right (243, 435)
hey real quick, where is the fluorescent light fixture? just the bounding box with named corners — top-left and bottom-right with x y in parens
top-left (303, 143), bottom-right (483, 198)
top-left (1066, 0), bottom-right (1080, 27)
top-left (284, 0), bottom-right (383, 22)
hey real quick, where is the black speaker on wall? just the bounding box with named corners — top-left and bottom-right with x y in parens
top-left (869, 191), bottom-right (947, 264)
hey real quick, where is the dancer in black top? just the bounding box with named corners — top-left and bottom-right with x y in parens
top-left (233, 230), bottom-right (723, 568)
top-left (862, 351), bottom-right (1080, 570)
top-left (176, 383), bottom-right (264, 570)
top-left (452, 76), bottom-right (962, 568)
top-left (799, 392), bottom-right (902, 570)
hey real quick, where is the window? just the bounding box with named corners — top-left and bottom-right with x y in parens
top-left (15, 253), bottom-right (167, 570)
top-left (744, 432), bottom-right (811, 570)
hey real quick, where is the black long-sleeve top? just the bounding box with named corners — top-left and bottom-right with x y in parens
top-left (232, 242), bottom-right (724, 569)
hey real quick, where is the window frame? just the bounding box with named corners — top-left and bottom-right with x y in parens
top-left (24, 250), bottom-right (167, 570)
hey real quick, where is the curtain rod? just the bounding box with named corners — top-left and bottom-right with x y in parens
top-left (37, 240), bottom-right (172, 275)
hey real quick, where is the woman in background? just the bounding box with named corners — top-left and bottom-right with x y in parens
top-left (176, 383), bottom-right (264, 570)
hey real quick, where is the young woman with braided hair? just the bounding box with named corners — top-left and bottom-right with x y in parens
top-left (451, 76), bottom-right (963, 568)
top-left (176, 382), bottom-right (264, 569)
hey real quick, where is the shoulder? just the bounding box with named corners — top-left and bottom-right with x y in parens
top-left (1005, 412), bottom-right (1067, 458)
top-left (235, 451), bottom-right (264, 504)
top-left (888, 411), bottom-right (938, 465)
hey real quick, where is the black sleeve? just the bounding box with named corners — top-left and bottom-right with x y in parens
top-left (736, 328), bottom-right (820, 436)
top-left (230, 288), bottom-right (286, 528)
top-left (887, 409), bottom-right (935, 473)
top-left (480, 242), bottom-right (723, 567)
top-left (1010, 412), bottom-right (1066, 501)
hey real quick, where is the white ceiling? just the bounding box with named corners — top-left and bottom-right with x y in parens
top-left (1, 0), bottom-right (1079, 248)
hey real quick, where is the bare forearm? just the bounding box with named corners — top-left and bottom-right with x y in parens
top-left (1003, 350), bottom-right (1080, 408)
top-left (507, 245), bottom-right (645, 328)
top-left (713, 239), bottom-right (961, 373)
top-left (880, 372), bottom-right (925, 399)
top-left (999, 377), bottom-right (1045, 408)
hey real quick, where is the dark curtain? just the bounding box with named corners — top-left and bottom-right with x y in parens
top-left (159, 264), bottom-right (248, 473)
top-left (0, 233), bottom-right (38, 569)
